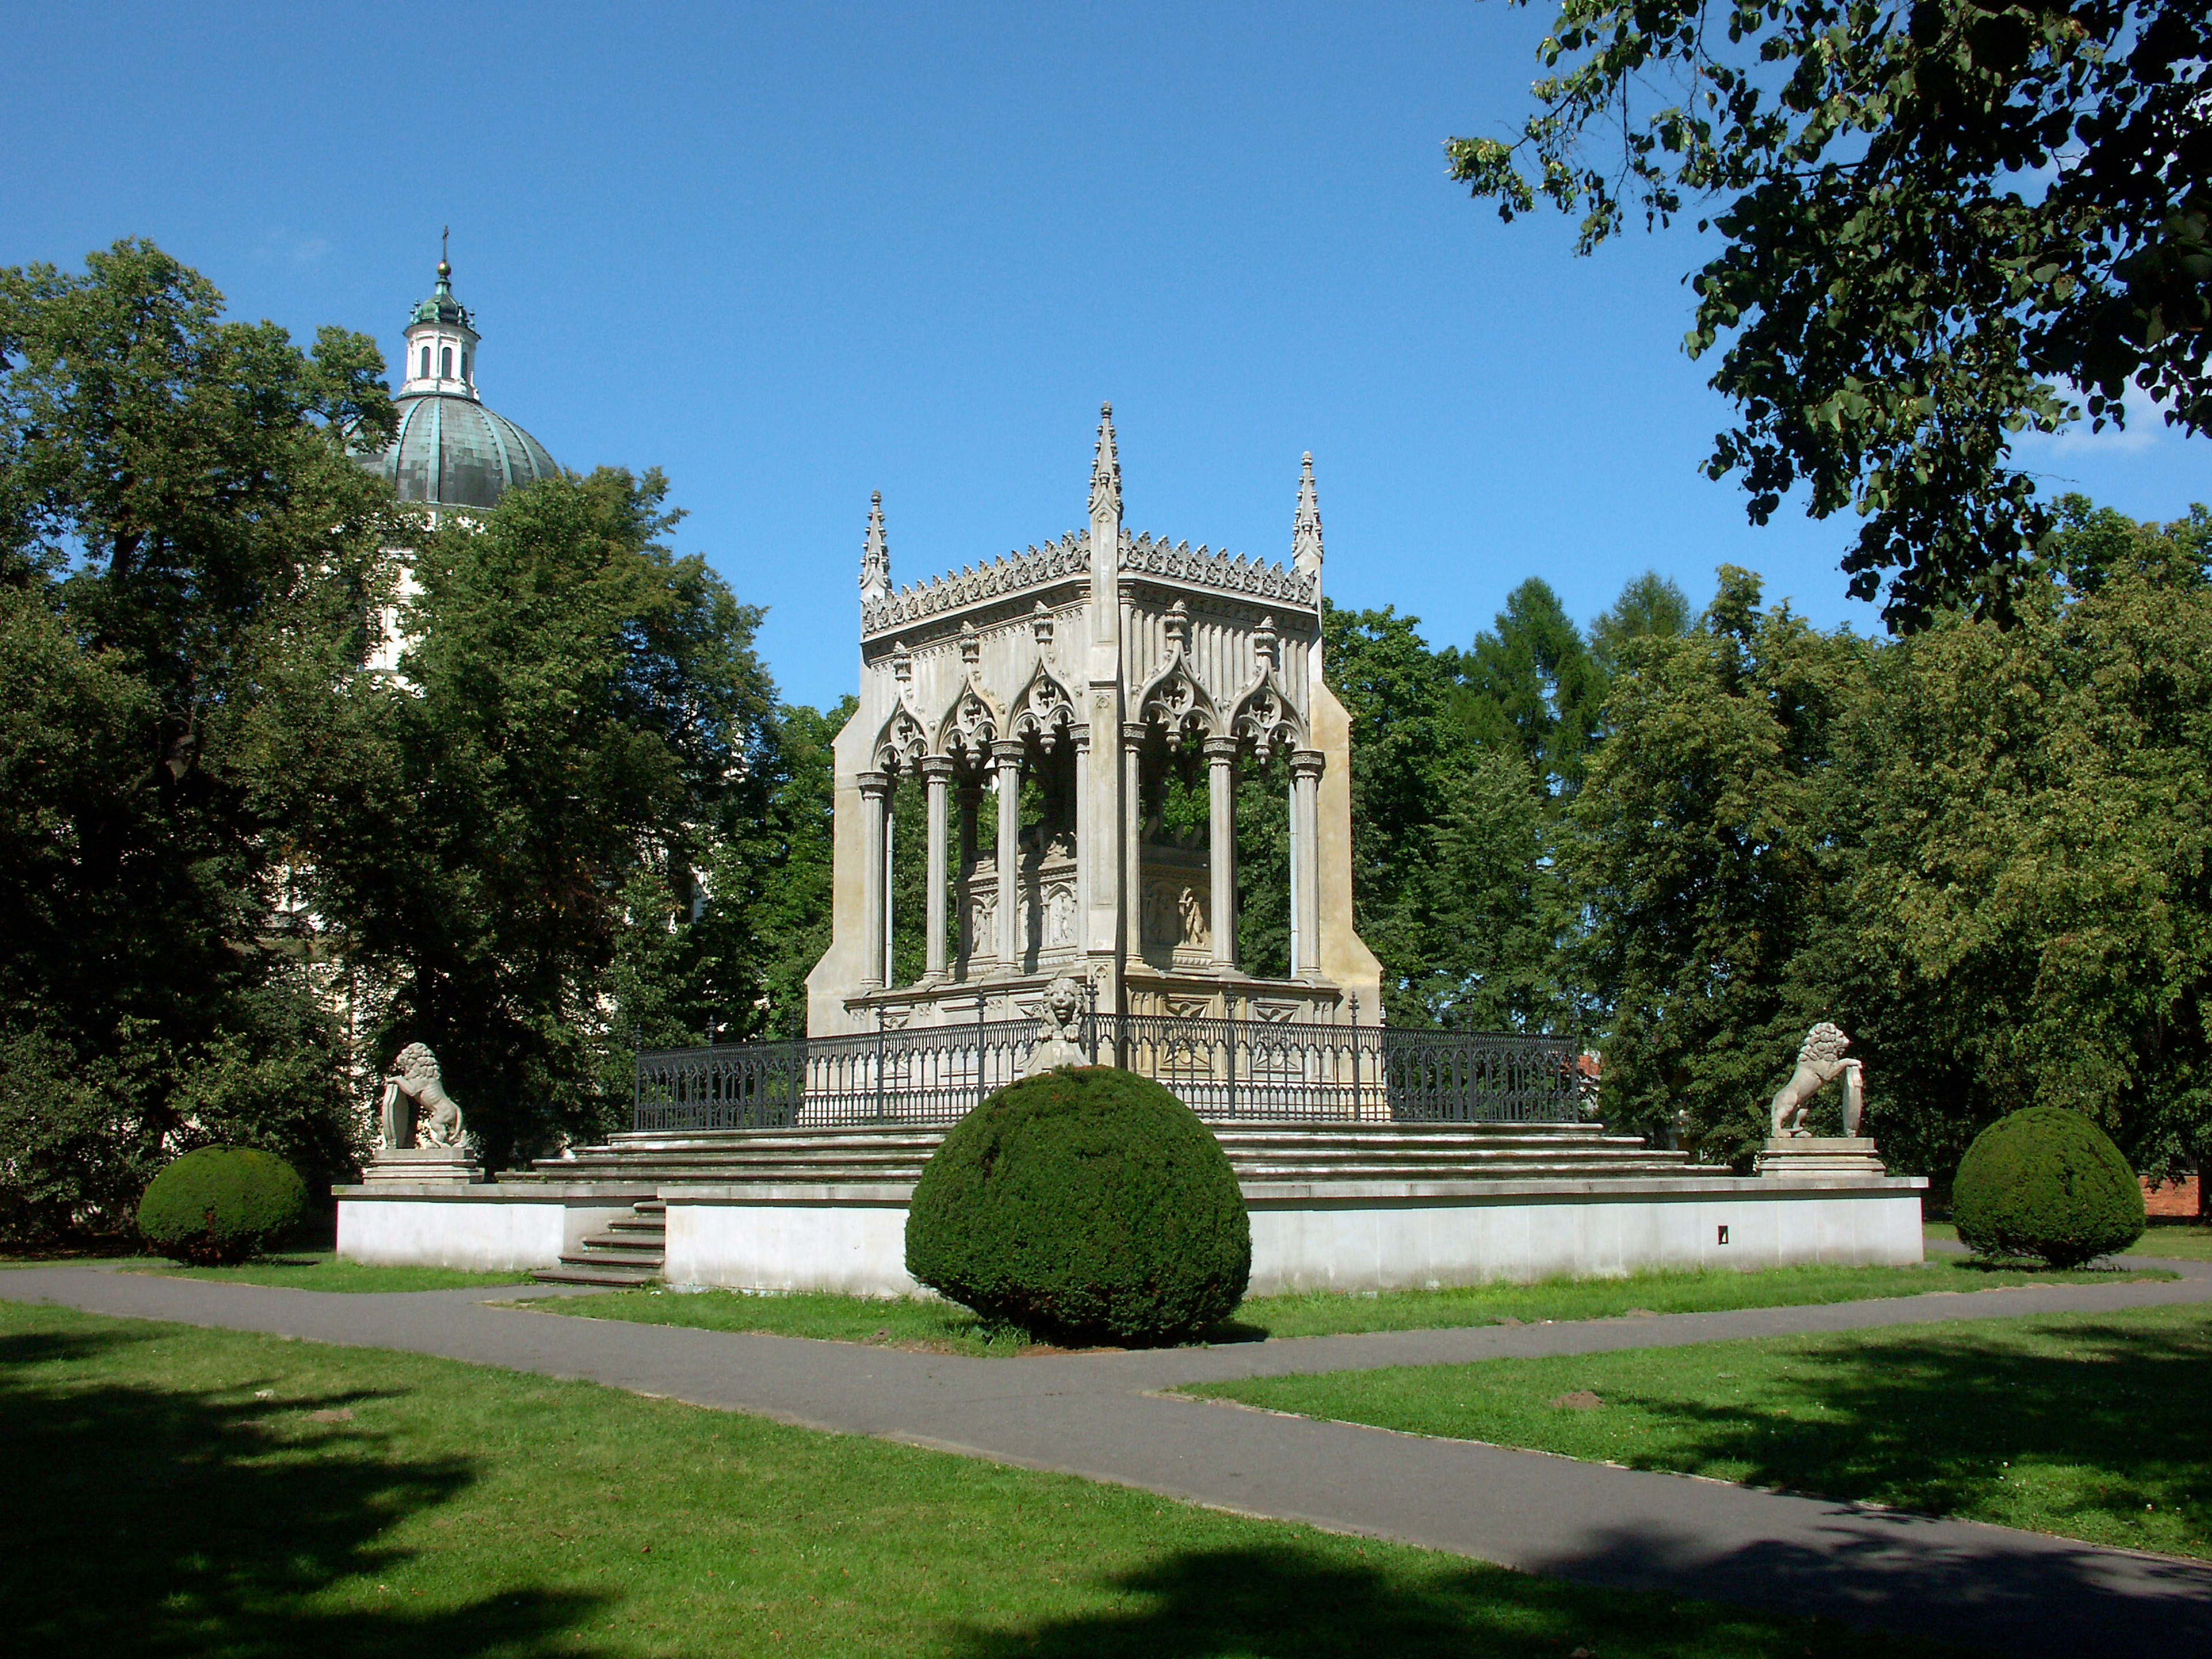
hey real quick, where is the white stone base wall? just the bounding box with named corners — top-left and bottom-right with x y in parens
top-left (1241, 1178), bottom-right (1924, 1295)
top-left (662, 1185), bottom-right (924, 1297)
top-left (655, 1176), bottom-right (1923, 1298)
top-left (335, 1184), bottom-right (649, 1274)
top-left (336, 1176), bottom-right (1924, 1293)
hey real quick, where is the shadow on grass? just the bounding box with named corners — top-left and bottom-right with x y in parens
top-left (934, 1541), bottom-right (1895, 1658)
top-left (1599, 1315), bottom-right (2212, 1540)
top-left (1, 1325), bottom-right (611, 1658)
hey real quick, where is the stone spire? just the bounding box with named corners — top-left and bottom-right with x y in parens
top-left (859, 491), bottom-right (890, 603)
top-left (1089, 402), bottom-right (1122, 524)
top-left (1292, 452), bottom-right (1324, 576)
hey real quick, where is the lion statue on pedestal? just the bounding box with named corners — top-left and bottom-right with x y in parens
top-left (379, 1042), bottom-right (467, 1150)
top-left (1770, 1022), bottom-right (1863, 1138)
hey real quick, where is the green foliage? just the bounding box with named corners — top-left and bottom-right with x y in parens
top-left (1952, 1107), bottom-right (2147, 1267)
top-left (136, 1145), bottom-right (308, 1265)
top-left (283, 467), bottom-right (781, 1169)
top-left (1443, 578), bottom-right (1607, 793)
top-left (1452, 2), bottom-right (2212, 627)
top-left (1580, 520), bottom-right (2212, 1181)
top-left (0, 241), bottom-right (395, 1242)
top-left (905, 1067), bottom-right (1251, 1344)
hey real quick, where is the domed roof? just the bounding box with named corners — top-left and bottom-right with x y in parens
top-left (355, 249), bottom-right (560, 512)
top-left (359, 391), bottom-right (560, 511)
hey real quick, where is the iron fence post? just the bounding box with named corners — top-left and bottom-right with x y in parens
top-left (874, 1004), bottom-right (886, 1122)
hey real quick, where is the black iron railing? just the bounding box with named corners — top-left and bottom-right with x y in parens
top-left (635, 1013), bottom-right (1580, 1133)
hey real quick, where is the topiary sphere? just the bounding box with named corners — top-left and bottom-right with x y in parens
top-left (1952, 1107), bottom-right (2145, 1268)
top-left (906, 1066), bottom-right (1250, 1345)
top-left (137, 1147), bottom-right (309, 1266)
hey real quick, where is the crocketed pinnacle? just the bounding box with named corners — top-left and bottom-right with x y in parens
top-left (1089, 402), bottom-right (1121, 522)
top-left (1292, 451), bottom-right (1323, 575)
top-left (861, 490), bottom-right (891, 599)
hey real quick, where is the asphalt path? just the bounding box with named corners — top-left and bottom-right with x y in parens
top-left (6, 1255), bottom-right (2209, 1656)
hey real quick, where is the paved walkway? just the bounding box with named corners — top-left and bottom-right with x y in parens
top-left (6, 1257), bottom-right (2210, 1656)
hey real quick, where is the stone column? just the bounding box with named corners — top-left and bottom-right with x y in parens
top-left (1122, 724), bottom-right (1146, 962)
top-left (857, 770), bottom-right (890, 990)
top-left (1290, 750), bottom-right (1324, 979)
top-left (993, 740), bottom-right (1024, 969)
top-left (1072, 728), bottom-right (1091, 927)
top-left (922, 756), bottom-right (953, 981)
top-left (1205, 736), bottom-right (1238, 972)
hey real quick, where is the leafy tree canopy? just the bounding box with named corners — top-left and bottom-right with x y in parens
top-left (0, 240), bottom-right (399, 1240)
top-left (1452, 2), bottom-right (2211, 628)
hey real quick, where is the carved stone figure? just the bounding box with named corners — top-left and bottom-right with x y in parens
top-left (1022, 972), bottom-right (1091, 1076)
top-left (1176, 884), bottom-right (1209, 949)
top-left (380, 1043), bottom-right (467, 1149)
top-left (1770, 1023), bottom-right (1863, 1137)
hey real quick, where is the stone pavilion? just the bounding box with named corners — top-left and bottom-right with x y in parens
top-left (806, 406), bottom-right (1382, 1037)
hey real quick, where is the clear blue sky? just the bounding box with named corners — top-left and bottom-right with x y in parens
top-left (5, 2), bottom-right (2204, 711)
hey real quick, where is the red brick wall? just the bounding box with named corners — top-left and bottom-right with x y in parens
top-left (2142, 1174), bottom-right (2202, 1218)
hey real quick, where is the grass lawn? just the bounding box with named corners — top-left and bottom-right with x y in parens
top-left (531, 1256), bottom-right (2165, 1356)
top-left (0, 1303), bottom-right (1953, 1659)
top-left (1185, 1304), bottom-right (2212, 1560)
top-left (118, 1250), bottom-right (533, 1293)
top-left (1925, 1218), bottom-right (2212, 1261)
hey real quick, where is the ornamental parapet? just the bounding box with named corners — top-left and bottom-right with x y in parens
top-left (861, 527), bottom-right (1318, 638)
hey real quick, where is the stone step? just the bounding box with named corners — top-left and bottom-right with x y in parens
top-left (574, 1234), bottom-right (665, 1257)
top-left (531, 1264), bottom-right (661, 1288)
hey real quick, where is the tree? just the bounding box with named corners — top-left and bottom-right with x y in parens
top-left (0, 240), bottom-right (399, 1240)
top-left (1573, 569), bottom-right (1873, 1164)
top-left (1588, 569), bottom-right (1694, 680)
top-left (287, 468), bottom-right (777, 1170)
top-left (1842, 506), bottom-right (2212, 1178)
top-left (1575, 514), bottom-right (2212, 1181)
top-left (1444, 577), bottom-right (1608, 792)
top-left (1452, 2), bottom-right (2212, 628)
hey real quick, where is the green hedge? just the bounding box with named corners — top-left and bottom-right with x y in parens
top-left (906, 1066), bottom-right (1250, 1344)
top-left (137, 1146), bottom-right (309, 1265)
top-left (1952, 1107), bottom-right (2145, 1268)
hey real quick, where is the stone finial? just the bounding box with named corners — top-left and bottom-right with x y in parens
top-left (860, 491), bottom-right (891, 601)
top-left (1253, 613), bottom-right (1279, 672)
top-left (1292, 453), bottom-right (1323, 576)
top-left (1163, 598), bottom-right (1191, 654)
top-left (1089, 402), bottom-right (1121, 523)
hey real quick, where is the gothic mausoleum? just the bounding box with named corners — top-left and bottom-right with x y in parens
top-left (808, 404), bottom-right (1381, 1039)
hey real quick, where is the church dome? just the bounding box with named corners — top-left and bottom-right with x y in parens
top-left (362, 392), bottom-right (560, 510)
top-left (356, 252), bottom-right (560, 512)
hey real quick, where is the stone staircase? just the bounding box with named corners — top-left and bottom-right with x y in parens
top-left (521, 1120), bottom-right (1700, 1192)
top-left (529, 1199), bottom-right (666, 1287)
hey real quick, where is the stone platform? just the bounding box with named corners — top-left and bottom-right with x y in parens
top-left (338, 1120), bottom-right (1925, 1293)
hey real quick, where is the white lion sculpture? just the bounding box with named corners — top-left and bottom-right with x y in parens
top-left (1021, 972), bottom-right (1092, 1077)
top-left (1770, 1022), bottom-right (1863, 1138)
top-left (379, 1042), bottom-right (467, 1149)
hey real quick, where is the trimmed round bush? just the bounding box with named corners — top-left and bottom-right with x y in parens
top-left (137, 1147), bottom-right (309, 1266)
top-left (906, 1066), bottom-right (1250, 1344)
top-left (1952, 1107), bottom-right (2145, 1268)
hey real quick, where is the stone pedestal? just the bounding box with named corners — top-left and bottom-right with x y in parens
top-left (361, 1145), bottom-right (484, 1184)
top-left (1756, 1137), bottom-right (1886, 1178)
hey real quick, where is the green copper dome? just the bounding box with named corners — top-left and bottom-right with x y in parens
top-left (359, 392), bottom-right (560, 511)
top-left (356, 251), bottom-right (559, 512)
